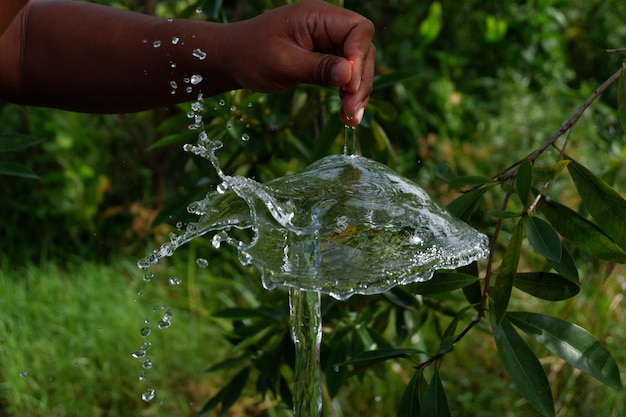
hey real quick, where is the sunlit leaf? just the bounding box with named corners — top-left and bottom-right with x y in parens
top-left (418, 370), bottom-right (451, 417)
top-left (567, 159), bottom-right (626, 250)
top-left (533, 160), bottom-right (571, 184)
top-left (493, 317), bottom-right (555, 417)
top-left (508, 312), bottom-right (622, 389)
top-left (493, 218), bottom-right (525, 324)
top-left (526, 216), bottom-right (562, 262)
top-left (516, 158), bottom-right (533, 207)
top-left (397, 371), bottom-right (426, 417)
top-left (538, 198), bottom-right (626, 263)
top-left (413, 271), bottom-right (479, 295)
top-left (371, 118), bottom-right (393, 152)
top-left (617, 60), bottom-right (626, 133)
top-left (513, 272), bottom-right (579, 301)
top-left (0, 133), bottom-right (42, 152)
top-left (338, 348), bottom-right (419, 368)
top-left (0, 162), bottom-right (39, 179)
top-left (369, 98), bottom-right (398, 121)
top-left (446, 187), bottom-right (488, 221)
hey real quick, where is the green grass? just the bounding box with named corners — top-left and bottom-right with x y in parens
top-left (0, 258), bottom-right (232, 417)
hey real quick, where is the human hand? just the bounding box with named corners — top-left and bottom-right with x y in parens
top-left (217, 0), bottom-right (375, 125)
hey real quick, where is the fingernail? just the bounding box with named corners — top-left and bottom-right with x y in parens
top-left (354, 107), bottom-right (365, 124)
top-left (331, 62), bottom-right (345, 85)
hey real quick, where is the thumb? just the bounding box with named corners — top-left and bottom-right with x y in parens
top-left (312, 55), bottom-right (352, 87)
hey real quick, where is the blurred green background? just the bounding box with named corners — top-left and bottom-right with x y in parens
top-left (1, 0), bottom-right (625, 416)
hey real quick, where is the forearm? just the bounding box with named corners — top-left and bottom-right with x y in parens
top-left (1, 0), bottom-right (238, 113)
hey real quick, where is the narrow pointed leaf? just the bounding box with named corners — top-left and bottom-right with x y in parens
top-left (526, 216), bottom-right (562, 262)
top-left (568, 159), bottom-right (626, 250)
top-left (617, 60), bottom-right (626, 133)
top-left (538, 198), bottom-right (626, 263)
top-left (413, 271), bottom-right (479, 295)
top-left (493, 317), bottom-right (555, 417)
top-left (0, 162), bottom-right (39, 179)
top-left (448, 175), bottom-right (497, 189)
top-left (397, 371), bottom-right (426, 417)
top-left (446, 187), bottom-right (488, 221)
top-left (338, 348), bottom-right (419, 368)
top-left (493, 218), bottom-right (525, 324)
top-left (516, 158), bottom-right (533, 207)
top-left (548, 244), bottom-right (579, 281)
top-left (418, 370), bottom-right (451, 417)
top-left (0, 134), bottom-right (42, 152)
top-left (533, 160), bottom-right (571, 184)
top-left (507, 312), bottom-right (622, 389)
top-left (513, 272), bottom-right (579, 301)
top-left (199, 366), bottom-right (251, 415)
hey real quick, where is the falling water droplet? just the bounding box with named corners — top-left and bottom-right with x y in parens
top-left (192, 49), bottom-right (207, 60)
top-left (141, 342), bottom-right (152, 351)
top-left (190, 74), bottom-right (203, 85)
top-left (140, 326), bottom-right (151, 337)
top-left (168, 276), bottom-right (182, 285)
top-left (241, 133), bottom-right (250, 141)
top-left (19, 371), bottom-right (28, 378)
top-left (167, 17), bottom-right (174, 22)
top-left (170, 81), bottom-right (178, 89)
top-left (142, 359), bottom-right (153, 369)
top-left (153, 40), bottom-right (162, 48)
top-left (143, 273), bottom-right (153, 282)
top-left (218, 99), bottom-right (225, 106)
top-left (139, 371), bottom-right (146, 381)
top-left (171, 36), bottom-right (179, 44)
top-left (142, 388), bottom-right (155, 402)
top-left (131, 349), bottom-right (146, 359)
top-left (216, 183), bottom-right (227, 194)
top-left (196, 258), bottom-right (209, 268)
top-left (195, 6), bottom-right (202, 13)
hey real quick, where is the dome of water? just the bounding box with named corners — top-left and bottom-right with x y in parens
top-left (186, 154), bottom-right (489, 300)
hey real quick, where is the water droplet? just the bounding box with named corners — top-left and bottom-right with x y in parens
top-left (19, 371), bottom-right (28, 378)
top-left (170, 62), bottom-right (177, 68)
top-left (332, 365), bottom-right (340, 373)
top-left (131, 349), bottom-right (146, 359)
top-left (176, 221), bottom-right (184, 230)
top-left (143, 273), bottom-right (153, 282)
top-left (167, 17), bottom-right (174, 23)
top-left (186, 86), bottom-right (193, 93)
top-left (211, 233), bottom-right (223, 249)
top-left (241, 133), bottom-right (250, 141)
top-left (170, 81), bottom-right (177, 89)
top-left (153, 40), bottom-right (161, 48)
top-left (140, 326), bottom-right (151, 337)
top-left (142, 388), bottom-right (155, 402)
top-left (141, 342), bottom-right (152, 351)
top-left (196, 258), bottom-right (209, 268)
top-left (139, 371), bottom-right (146, 381)
top-left (187, 111), bottom-right (195, 119)
top-left (195, 6), bottom-right (202, 13)
top-left (191, 100), bottom-right (203, 111)
top-left (216, 183), bottom-right (227, 194)
top-left (168, 276), bottom-right (182, 285)
top-left (229, 106), bottom-right (236, 111)
top-left (247, 102), bottom-right (253, 108)
top-left (192, 49), bottom-right (207, 60)
top-left (171, 36), bottom-right (179, 44)
top-left (142, 359), bottom-right (153, 369)
top-left (190, 74), bottom-right (203, 85)
top-left (218, 99), bottom-right (225, 106)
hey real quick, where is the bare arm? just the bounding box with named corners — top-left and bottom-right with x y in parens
top-left (0, 0), bottom-right (374, 124)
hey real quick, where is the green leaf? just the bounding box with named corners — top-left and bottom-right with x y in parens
top-left (369, 98), bottom-right (398, 121)
top-left (533, 160), bottom-right (571, 184)
top-left (493, 218), bottom-right (525, 324)
top-left (493, 317), bottom-right (555, 417)
top-left (538, 198), bottom-right (626, 263)
top-left (0, 161), bottom-right (39, 179)
top-left (371, 118), bottom-right (393, 151)
top-left (548, 244), bottom-right (579, 282)
top-left (526, 216), bottom-right (562, 262)
top-left (516, 158), bottom-right (533, 207)
top-left (617, 60), bottom-right (626, 133)
top-left (199, 366), bottom-right (251, 415)
top-left (513, 272), bottom-right (579, 301)
top-left (507, 312), bottom-right (622, 389)
top-left (326, 337), bottom-right (349, 398)
top-left (338, 348), bottom-right (419, 368)
top-left (488, 210), bottom-right (523, 219)
top-left (0, 133), bottom-right (42, 152)
top-left (412, 271), bottom-right (479, 295)
top-left (446, 187), bottom-right (488, 221)
top-left (435, 162), bottom-right (456, 183)
top-left (568, 159), bottom-right (626, 250)
top-left (418, 370), bottom-right (451, 417)
top-left (397, 371), bottom-right (426, 417)
top-left (204, 356), bottom-right (248, 373)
